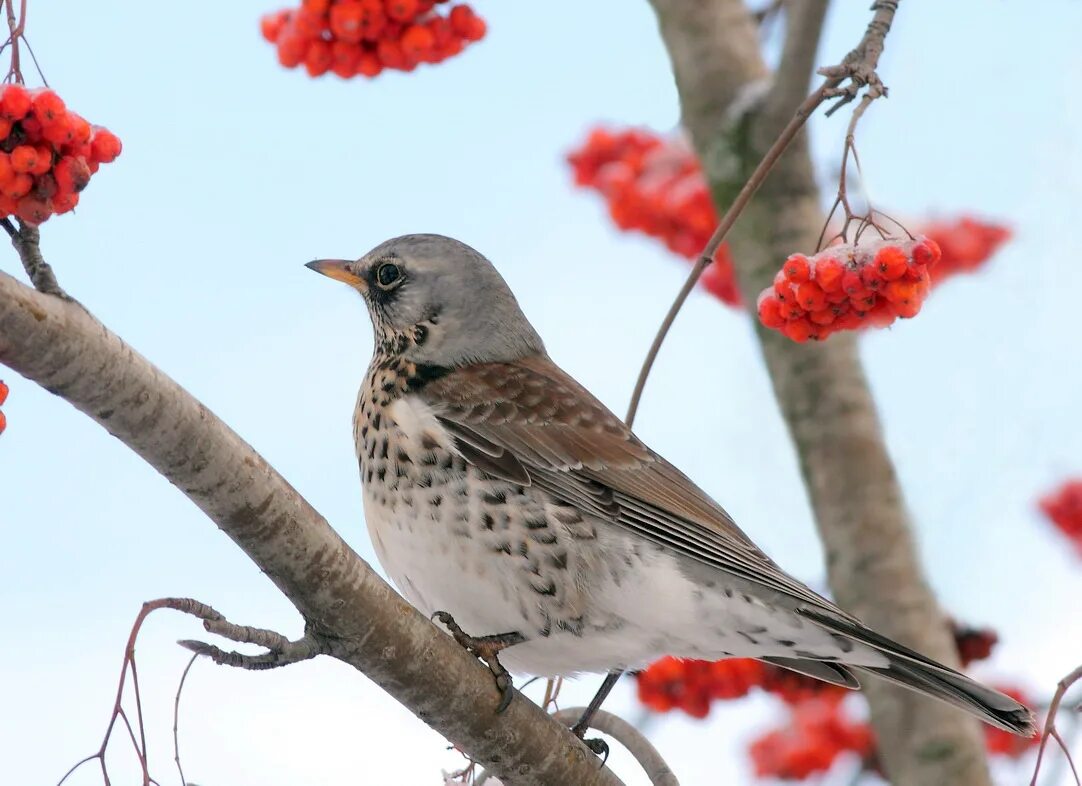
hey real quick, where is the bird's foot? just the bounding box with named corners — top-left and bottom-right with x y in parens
top-left (569, 718), bottom-right (610, 763)
top-left (433, 611), bottom-right (525, 713)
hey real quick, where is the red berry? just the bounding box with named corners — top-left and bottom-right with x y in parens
top-left (782, 318), bottom-right (815, 343)
top-left (386, 0), bottom-right (419, 21)
top-left (841, 269), bottom-right (863, 295)
top-left (0, 83), bottom-right (31, 120)
top-left (357, 51), bottom-right (383, 77)
top-left (783, 253), bottom-right (811, 283)
top-left (814, 256), bottom-right (844, 292)
top-left (911, 236), bottom-right (943, 268)
top-left (304, 39), bottom-right (334, 76)
top-left (874, 246), bottom-right (908, 280)
top-left (16, 195), bottom-right (52, 224)
top-left (31, 89), bottom-right (66, 124)
top-left (860, 263), bottom-right (884, 290)
top-left (401, 24), bottom-right (435, 56)
top-left (0, 409), bottom-right (6, 434)
top-left (89, 128), bottom-right (123, 164)
top-left (10, 145), bottom-right (38, 174)
top-left (260, 10), bottom-right (290, 42)
top-left (0, 379), bottom-right (8, 406)
top-left (778, 298), bottom-right (804, 321)
top-left (757, 295), bottom-right (786, 329)
top-left (795, 281), bottom-right (827, 311)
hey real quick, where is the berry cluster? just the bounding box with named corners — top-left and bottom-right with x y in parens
top-left (1038, 479), bottom-right (1082, 556)
top-left (0, 84), bottom-right (121, 225)
top-left (923, 216), bottom-right (1011, 284)
top-left (566, 127), bottom-right (740, 305)
top-left (748, 697), bottom-right (874, 780)
top-left (635, 656), bottom-right (763, 718)
top-left (636, 656), bottom-right (851, 719)
top-left (756, 236), bottom-right (941, 343)
top-left (261, 0), bottom-right (486, 79)
top-left (0, 379), bottom-right (7, 435)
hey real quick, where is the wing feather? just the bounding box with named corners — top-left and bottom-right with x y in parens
top-left (420, 355), bottom-right (854, 619)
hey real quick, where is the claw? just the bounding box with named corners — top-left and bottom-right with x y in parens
top-left (433, 610), bottom-right (524, 713)
top-left (583, 737), bottom-right (610, 764)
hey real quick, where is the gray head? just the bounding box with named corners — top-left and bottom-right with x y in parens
top-left (306, 233), bottom-right (545, 367)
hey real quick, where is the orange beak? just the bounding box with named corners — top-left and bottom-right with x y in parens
top-left (305, 259), bottom-right (367, 290)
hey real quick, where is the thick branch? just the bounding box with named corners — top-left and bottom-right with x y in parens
top-left (645, 1), bottom-right (994, 785)
top-left (0, 269), bottom-right (622, 786)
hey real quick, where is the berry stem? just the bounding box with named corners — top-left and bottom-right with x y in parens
top-left (3, 217), bottom-right (67, 298)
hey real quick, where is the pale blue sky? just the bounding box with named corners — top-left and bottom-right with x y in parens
top-left (2, 2), bottom-right (1080, 784)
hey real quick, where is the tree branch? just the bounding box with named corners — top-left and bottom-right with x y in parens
top-left (0, 265), bottom-right (623, 786)
top-left (645, 1), bottom-right (995, 784)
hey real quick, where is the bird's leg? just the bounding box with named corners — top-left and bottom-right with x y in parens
top-left (570, 670), bottom-right (623, 759)
top-left (433, 611), bottom-right (525, 713)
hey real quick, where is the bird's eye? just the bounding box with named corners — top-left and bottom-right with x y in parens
top-left (375, 262), bottom-right (402, 288)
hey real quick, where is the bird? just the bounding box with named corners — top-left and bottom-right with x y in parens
top-left (306, 233), bottom-right (1035, 740)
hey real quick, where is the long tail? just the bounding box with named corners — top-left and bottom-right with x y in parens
top-left (798, 608), bottom-right (1037, 736)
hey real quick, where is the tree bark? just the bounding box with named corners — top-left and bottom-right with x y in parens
top-left (645, 1), bottom-right (993, 784)
top-left (0, 269), bottom-right (623, 786)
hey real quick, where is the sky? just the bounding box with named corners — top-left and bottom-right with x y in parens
top-left (2, 1), bottom-right (1081, 784)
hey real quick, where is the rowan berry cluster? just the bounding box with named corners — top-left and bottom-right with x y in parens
top-left (0, 379), bottom-right (7, 434)
top-left (749, 697), bottom-right (874, 780)
top-left (1038, 479), bottom-right (1082, 556)
top-left (0, 84), bottom-right (121, 225)
top-left (635, 656), bottom-right (763, 718)
top-left (756, 237), bottom-right (942, 342)
top-left (566, 127), bottom-right (740, 305)
top-left (260, 0), bottom-right (486, 79)
top-left (635, 656), bottom-right (851, 718)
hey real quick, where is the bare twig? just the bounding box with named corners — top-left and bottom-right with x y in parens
top-left (173, 654), bottom-right (198, 786)
top-left (3, 219), bottom-right (68, 298)
top-left (57, 598), bottom-right (325, 786)
top-left (2, 0), bottom-right (26, 84)
top-left (56, 599), bottom-right (205, 786)
top-left (1030, 664), bottom-right (1082, 786)
top-left (625, 0), bottom-right (900, 425)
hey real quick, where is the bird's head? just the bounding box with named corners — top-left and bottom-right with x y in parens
top-left (307, 233), bottom-right (544, 368)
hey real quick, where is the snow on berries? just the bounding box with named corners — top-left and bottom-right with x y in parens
top-left (260, 0), bottom-right (486, 79)
top-left (566, 127), bottom-right (741, 306)
top-left (1038, 478), bottom-right (1082, 556)
top-left (0, 84), bottom-right (120, 225)
top-left (757, 236), bottom-right (941, 342)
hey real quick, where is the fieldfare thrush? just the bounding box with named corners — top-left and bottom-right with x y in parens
top-left (307, 233), bottom-right (1035, 738)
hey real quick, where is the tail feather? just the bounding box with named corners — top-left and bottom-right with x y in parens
top-left (798, 608), bottom-right (1037, 736)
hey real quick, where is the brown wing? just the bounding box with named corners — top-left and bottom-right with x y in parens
top-left (418, 354), bottom-right (854, 619)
